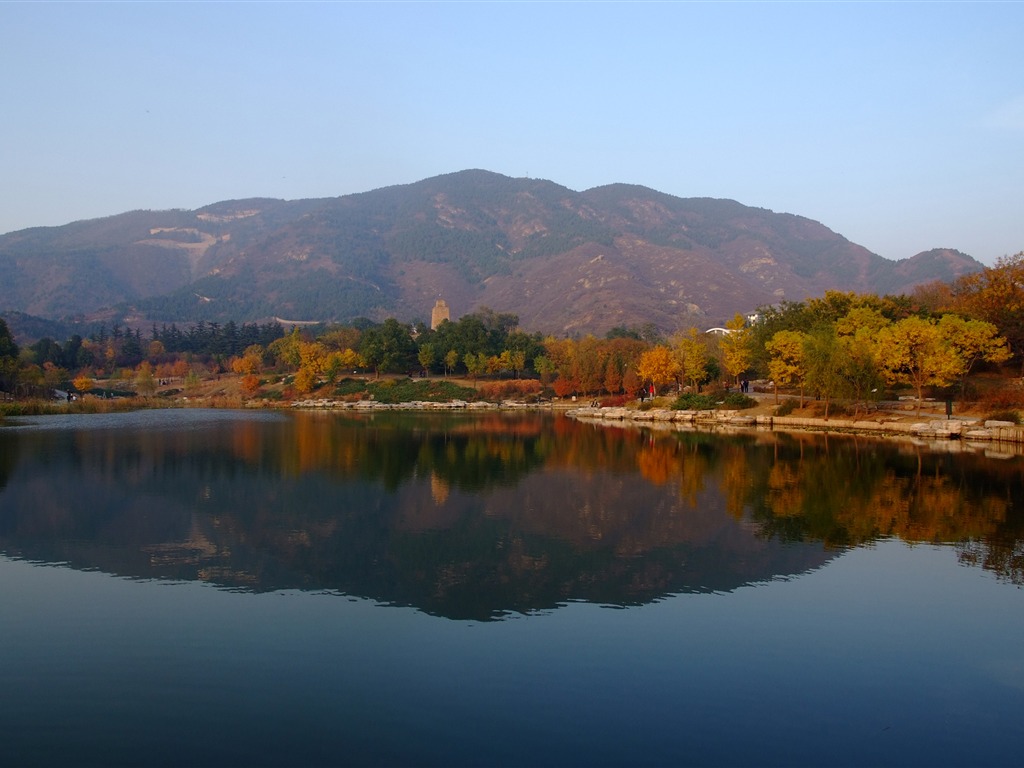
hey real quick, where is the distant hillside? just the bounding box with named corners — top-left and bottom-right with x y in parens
top-left (0, 170), bottom-right (984, 337)
top-left (0, 311), bottom-right (84, 347)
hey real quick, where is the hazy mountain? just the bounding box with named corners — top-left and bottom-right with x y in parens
top-left (0, 170), bottom-right (984, 337)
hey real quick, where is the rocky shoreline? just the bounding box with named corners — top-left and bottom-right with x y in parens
top-left (285, 396), bottom-right (1024, 452)
top-left (564, 405), bottom-right (1024, 449)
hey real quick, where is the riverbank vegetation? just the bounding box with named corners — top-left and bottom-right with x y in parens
top-left (2, 252), bottom-right (1023, 420)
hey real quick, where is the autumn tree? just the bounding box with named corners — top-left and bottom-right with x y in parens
top-left (508, 350), bottom-right (526, 379)
top-left (72, 373), bottom-right (94, 395)
top-left (622, 365), bottom-right (641, 396)
top-left (134, 361), bottom-right (157, 397)
top-left (748, 300), bottom-right (812, 371)
top-left (718, 314), bottom-right (753, 386)
top-left (294, 341), bottom-right (331, 393)
top-left (417, 343), bottom-right (436, 375)
top-left (605, 337), bottom-right (647, 393)
top-left (835, 308), bottom-right (887, 412)
top-left (325, 348), bottom-right (361, 383)
top-left (603, 356), bottom-right (623, 395)
top-left (267, 328), bottom-right (303, 370)
top-left (240, 374), bottom-right (261, 395)
top-left (937, 314), bottom-right (1011, 396)
top-left (637, 345), bottom-right (680, 396)
top-left (910, 280), bottom-right (955, 315)
top-left (444, 349), bottom-right (459, 377)
top-left (534, 354), bottom-right (556, 385)
top-left (953, 252), bottom-right (1024, 371)
top-left (231, 345), bottom-right (264, 376)
top-left (319, 326), bottom-right (362, 352)
top-left (576, 336), bottom-right (605, 395)
top-left (672, 327), bottom-right (710, 391)
top-left (835, 306), bottom-right (890, 338)
top-left (544, 338), bottom-right (581, 396)
top-left (464, 351), bottom-right (488, 384)
top-left (42, 362), bottom-right (69, 392)
top-left (875, 316), bottom-right (962, 412)
top-left (765, 330), bottom-right (808, 405)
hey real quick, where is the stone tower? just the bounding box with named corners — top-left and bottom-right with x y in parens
top-left (430, 299), bottom-right (450, 330)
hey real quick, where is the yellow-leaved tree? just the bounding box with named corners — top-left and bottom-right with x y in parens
top-left (937, 314), bottom-right (1011, 396)
top-left (672, 327), bottom-right (709, 391)
top-left (765, 330), bottom-right (808, 405)
top-left (835, 308), bottom-right (888, 411)
top-left (72, 374), bottom-right (94, 395)
top-left (325, 348), bottom-right (362, 384)
top-left (134, 361), bottom-right (156, 397)
top-left (875, 316), bottom-right (961, 413)
top-left (719, 313), bottom-right (752, 386)
top-left (636, 345), bottom-right (680, 396)
top-left (295, 341), bottom-right (329, 394)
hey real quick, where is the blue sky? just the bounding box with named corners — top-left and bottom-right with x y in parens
top-left (3, 1), bottom-right (1022, 264)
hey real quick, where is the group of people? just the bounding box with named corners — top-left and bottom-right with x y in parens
top-left (637, 384), bottom-right (656, 403)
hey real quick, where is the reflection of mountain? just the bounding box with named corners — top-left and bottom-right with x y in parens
top-left (1, 411), bottom-right (1021, 619)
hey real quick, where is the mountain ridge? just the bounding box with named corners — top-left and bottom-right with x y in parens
top-left (0, 170), bottom-right (983, 337)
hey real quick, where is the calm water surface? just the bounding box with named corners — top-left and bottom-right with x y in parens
top-left (1, 409), bottom-right (1023, 766)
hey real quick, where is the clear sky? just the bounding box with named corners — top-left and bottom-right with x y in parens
top-left (3, 1), bottom-right (1022, 264)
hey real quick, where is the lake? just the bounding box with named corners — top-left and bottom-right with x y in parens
top-left (1, 409), bottom-right (1023, 767)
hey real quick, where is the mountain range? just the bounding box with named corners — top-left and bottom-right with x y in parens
top-left (0, 169), bottom-right (983, 338)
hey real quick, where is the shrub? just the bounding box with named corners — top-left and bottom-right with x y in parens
top-left (334, 378), bottom-right (369, 396)
top-left (721, 392), bottom-right (757, 409)
top-left (775, 398), bottom-right (798, 416)
top-left (978, 386), bottom-right (1024, 411)
top-left (986, 409), bottom-right (1021, 425)
top-left (240, 374), bottom-right (261, 395)
top-left (599, 394), bottom-right (632, 407)
top-left (672, 393), bottom-right (719, 411)
top-left (478, 379), bottom-right (543, 401)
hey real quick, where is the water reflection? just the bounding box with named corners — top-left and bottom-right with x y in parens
top-left (1, 410), bottom-right (1021, 619)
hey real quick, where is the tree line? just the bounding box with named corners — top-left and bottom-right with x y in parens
top-left (2, 252), bottom-right (1023, 405)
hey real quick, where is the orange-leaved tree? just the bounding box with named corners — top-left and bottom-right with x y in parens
top-left (953, 252), bottom-right (1024, 372)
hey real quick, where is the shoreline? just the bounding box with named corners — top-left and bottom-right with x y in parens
top-left (6, 394), bottom-right (1024, 455)
top-left (563, 404), bottom-right (1024, 453)
top-left (283, 395), bottom-right (1024, 453)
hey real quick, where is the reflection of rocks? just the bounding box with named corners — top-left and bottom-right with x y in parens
top-left (1, 409), bottom-right (1022, 619)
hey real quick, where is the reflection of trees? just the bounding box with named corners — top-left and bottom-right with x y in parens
top-left (0, 412), bottom-right (834, 619)
top-left (958, 538), bottom-right (1024, 585)
top-left (3, 411), bottom-right (1023, 618)
top-left (0, 431), bottom-right (17, 491)
top-left (289, 412), bottom-right (550, 491)
top-left (728, 432), bottom-right (1024, 584)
